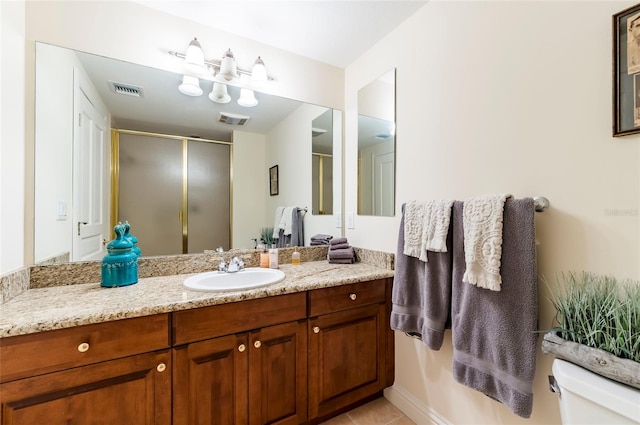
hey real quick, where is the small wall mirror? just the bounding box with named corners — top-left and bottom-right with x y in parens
top-left (357, 69), bottom-right (395, 216)
top-left (312, 109), bottom-right (333, 215)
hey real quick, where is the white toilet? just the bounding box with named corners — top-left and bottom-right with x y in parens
top-left (551, 359), bottom-right (640, 424)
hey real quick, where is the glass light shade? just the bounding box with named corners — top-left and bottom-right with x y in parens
top-left (250, 56), bottom-right (268, 88)
top-left (208, 82), bottom-right (231, 103)
top-left (216, 49), bottom-right (239, 81)
top-left (178, 75), bottom-right (203, 96)
top-left (237, 88), bottom-right (258, 107)
top-left (184, 38), bottom-right (206, 75)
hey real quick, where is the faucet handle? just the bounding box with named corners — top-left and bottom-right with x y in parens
top-left (231, 256), bottom-right (244, 271)
top-left (218, 260), bottom-right (228, 273)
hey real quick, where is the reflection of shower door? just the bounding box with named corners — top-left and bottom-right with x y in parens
top-left (117, 133), bottom-right (230, 256)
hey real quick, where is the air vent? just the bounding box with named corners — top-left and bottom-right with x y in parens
top-left (312, 127), bottom-right (327, 137)
top-left (108, 81), bottom-right (143, 97)
top-left (218, 112), bottom-right (250, 126)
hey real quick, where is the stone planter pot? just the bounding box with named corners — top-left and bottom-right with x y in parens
top-left (541, 332), bottom-right (640, 390)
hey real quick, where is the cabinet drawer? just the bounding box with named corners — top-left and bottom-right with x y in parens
top-left (172, 292), bottom-right (307, 345)
top-left (308, 279), bottom-right (387, 317)
top-left (0, 313), bottom-right (170, 383)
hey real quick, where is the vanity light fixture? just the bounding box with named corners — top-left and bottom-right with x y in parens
top-left (178, 74), bottom-right (203, 96)
top-left (183, 38), bottom-right (206, 75)
top-left (237, 88), bottom-right (258, 107)
top-left (209, 82), bottom-right (231, 104)
top-left (170, 38), bottom-right (273, 107)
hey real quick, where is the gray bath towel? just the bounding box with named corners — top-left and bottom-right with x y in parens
top-left (451, 199), bottom-right (538, 418)
top-left (390, 203), bottom-right (453, 350)
top-left (277, 208), bottom-right (304, 248)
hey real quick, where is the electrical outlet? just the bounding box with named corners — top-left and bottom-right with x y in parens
top-left (346, 212), bottom-right (355, 229)
top-left (336, 212), bottom-right (342, 228)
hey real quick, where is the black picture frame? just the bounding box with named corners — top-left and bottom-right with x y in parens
top-left (269, 165), bottom-right (279, 196)
top-left (613, 3), bottom-right (640, 136)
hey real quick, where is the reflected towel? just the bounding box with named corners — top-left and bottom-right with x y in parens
top-left (279, 207), bottom-right (294, 235)
top-left (451, 198), bottom-right (538, 418)
top-left (272, 207), bottom-right (284, 239)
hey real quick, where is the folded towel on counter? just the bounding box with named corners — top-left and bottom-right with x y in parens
top-left (327, 257), bottom-right (355, 264)
top-left (272, 207), bottom-right (284, 239)
top-left (403, 200), bottom-right (454, 262)
top-left (390, 203), bottom-right (453, 350)
top-left (462, 193), bottom-right (511, 291)
top-left (451, 198), bottom-right (538, 418)
top-left (329, 242), bottom-right (350, 250)
top-left (330, 237), bottom-right (348, 246)
top-left (327, 248), bottom-right (355, 259)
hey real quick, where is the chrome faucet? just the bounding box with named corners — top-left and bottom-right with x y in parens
top-left (218, 256), bottom-right (244, 273)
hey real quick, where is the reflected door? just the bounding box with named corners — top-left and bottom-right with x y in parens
top-left (72, 81), bottom-right (109, 261)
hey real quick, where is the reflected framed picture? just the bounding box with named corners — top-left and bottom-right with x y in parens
top-left (269, 165), bottom-right (279, 196)
top-left (613, 2), bottom-right (640, 136)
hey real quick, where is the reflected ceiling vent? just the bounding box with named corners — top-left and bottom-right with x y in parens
top-left (108, 81), bottom-right (144, 97)
top-left (217, 112), bottom-right (250, 126)
top-left (312, 127), bottom-right (327, 137)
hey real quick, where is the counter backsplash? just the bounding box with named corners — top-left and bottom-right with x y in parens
top-left (0, 246), bottom-right (394, 304)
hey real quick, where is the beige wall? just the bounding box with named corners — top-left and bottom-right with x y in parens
top-left (0, 1), bottom-right (26, 274)
top-left (345, 2), bottom-right (639, 424)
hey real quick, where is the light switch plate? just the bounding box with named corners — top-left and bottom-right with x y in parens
top-left (346, 212), bottom-right (355, 229)
top-left (336, 212), bottom-right (342, 228)
top-left (56, 200), bottom-right (68, 221)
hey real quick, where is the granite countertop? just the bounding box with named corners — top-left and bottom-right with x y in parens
top-left (0, 261), bottom-right (394, 339)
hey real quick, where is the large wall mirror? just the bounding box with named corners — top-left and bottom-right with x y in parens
top-left (357, 69), bottom-right (396, 217)
top-left (33, 42), bottom-right (342, 264)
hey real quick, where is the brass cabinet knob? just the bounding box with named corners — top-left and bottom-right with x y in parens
top-left (77, 342), bottom-right (90, 353)
top-left (313, 326), bottom-right (320, 334)
top-left (156, 363), bottom-right (166, 373)
top-left (254, 340), bottom-right (262, 349)
top-left (349, 293), bottom-right (357, 301)
top-left (238, 344), bottom-right (246, 352)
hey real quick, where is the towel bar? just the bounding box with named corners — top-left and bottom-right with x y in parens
top-left (533, 196), bottom-right (550, 212)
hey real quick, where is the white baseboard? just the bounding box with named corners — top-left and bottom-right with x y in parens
top-left (384, 385), bottom-right (451, 425)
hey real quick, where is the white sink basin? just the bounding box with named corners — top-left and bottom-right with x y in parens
top-left (183, 268), bottom-right (285, 292)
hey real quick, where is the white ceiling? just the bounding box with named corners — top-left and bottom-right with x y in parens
top-left (132, 0), bottom-right (427, 67)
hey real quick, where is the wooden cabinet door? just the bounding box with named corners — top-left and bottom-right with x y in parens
top-left (249, 321), bottom-right (307, 425)
top-left (308, 303), bottom-right (386, 420)
top-left (0, 350), bottom-right (171, 425)
top-left (173, 333), bottom-right (248, 425)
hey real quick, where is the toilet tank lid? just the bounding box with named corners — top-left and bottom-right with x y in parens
top-left (552, 359), bottom-right (640, 422)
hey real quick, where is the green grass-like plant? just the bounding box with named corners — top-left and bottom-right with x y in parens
top-left (547, 271), bottom-right (640, 363)
top-left (260, 227), bottom-right (275, 247)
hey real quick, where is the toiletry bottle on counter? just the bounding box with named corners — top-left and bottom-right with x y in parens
top-left (260, 249), bottom-right (269, 268)
top-left (292, 247), bottom-right (301, 265)
top-left (269, 244), bottom-right (279, 269)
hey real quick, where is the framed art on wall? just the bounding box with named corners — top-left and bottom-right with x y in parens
top-left (613, 2), bottom-right (640, 136)
top-left (269, 165), bottom-right (279, 196)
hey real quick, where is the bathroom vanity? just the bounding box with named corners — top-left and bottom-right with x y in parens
top-left (0, 259), bottom-right (394, 424)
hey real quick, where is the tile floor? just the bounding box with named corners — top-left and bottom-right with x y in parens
top-left (320, 397), bottom-right (415, 425)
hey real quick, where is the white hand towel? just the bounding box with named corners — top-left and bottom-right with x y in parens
top-left (279, 206), bottom-right (294, 236)
top-left (403, 200), bottom-right (454, 262)
top-left (273, 206), bottom-right (284, 239)
top-left (462, 193), bottom-right (512, 291)
top-left (423, 199), bottom-right (454, 253)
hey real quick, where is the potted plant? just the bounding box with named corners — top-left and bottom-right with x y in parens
top-left (260, 227), bottom-right (275, 247)
top-left (542, 271), bottom-right (640, 389)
